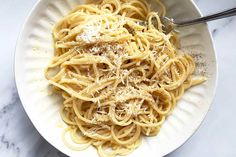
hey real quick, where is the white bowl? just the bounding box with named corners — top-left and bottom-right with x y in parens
top-left (15, 0), bottom-right (217, 156)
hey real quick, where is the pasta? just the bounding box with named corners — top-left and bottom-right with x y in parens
top-left (45, 0), bottom-right (206, 156)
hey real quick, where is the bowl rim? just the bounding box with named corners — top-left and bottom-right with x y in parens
top-left (14, 0), bottom-right (218, 156)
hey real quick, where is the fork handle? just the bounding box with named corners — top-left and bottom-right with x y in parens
top-left (175, 7), bottom-right (236, 26)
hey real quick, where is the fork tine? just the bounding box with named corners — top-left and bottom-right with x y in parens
top-left (160, 17), bottom-right (175, 34)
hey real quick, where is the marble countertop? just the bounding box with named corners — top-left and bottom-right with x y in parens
top-left (1, 0), bottom-right (236, 157)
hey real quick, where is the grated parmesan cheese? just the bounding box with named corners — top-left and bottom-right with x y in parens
top-left (76, 22), bottom-right (101, 43)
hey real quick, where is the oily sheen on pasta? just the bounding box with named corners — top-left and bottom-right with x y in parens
top-left (45, 0), bottom-right (205, 156)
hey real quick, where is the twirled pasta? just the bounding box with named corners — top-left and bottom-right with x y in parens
top-left (45, 0), bottom-right (205, 156)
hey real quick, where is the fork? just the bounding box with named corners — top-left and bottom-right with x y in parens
top-left (160, 7), bottom-right (236, 34)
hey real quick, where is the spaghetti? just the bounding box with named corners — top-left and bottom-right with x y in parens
top-left (45, 0), bottom-right (205, 156)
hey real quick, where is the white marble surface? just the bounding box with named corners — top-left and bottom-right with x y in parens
top-left (0, 0), bottom-right (236, 156)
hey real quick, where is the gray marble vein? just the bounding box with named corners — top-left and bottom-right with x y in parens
top-left (211, 17), bottom-right (236, 37)
top-left (1, 0), bottom-right (236, 157)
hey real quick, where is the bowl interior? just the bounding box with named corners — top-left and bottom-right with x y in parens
top-left (15, 0), bottom-right (217, 156)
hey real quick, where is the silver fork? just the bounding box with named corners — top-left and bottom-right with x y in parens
top-left (160, 7), bottom-right (236, 34)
